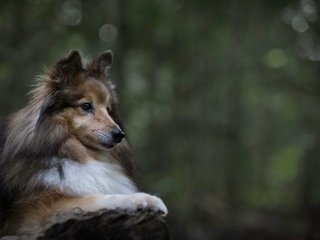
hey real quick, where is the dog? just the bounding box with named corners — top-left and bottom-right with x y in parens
top-left (0, 50), bottom-right (167, 235)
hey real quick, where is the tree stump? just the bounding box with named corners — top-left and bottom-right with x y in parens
top-left (0, 209), bottom-right (170, 240)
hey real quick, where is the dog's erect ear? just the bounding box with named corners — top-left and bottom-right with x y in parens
top-left (96, 50), bottom-right (113, 70)
top-left (87, 50), bottom-right (113, 76)
top-left (51, 50), bottom-right (83, 83)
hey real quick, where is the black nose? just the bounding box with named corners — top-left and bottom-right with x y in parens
top-left (111, 128), bottom-right (125, 143)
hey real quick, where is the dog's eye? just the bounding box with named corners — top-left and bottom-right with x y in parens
top-left (107, 106), bottom-right (112, 113)
top-left (80, 103), bottom-right (93, 113)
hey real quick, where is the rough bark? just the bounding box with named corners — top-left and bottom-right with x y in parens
top-left (0, 209), bottom-right (170, 240)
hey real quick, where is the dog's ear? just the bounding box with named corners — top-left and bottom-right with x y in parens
top-left (51, 50), bottom-right (83, 83)
top-left (87, 50), bottom-right (113, 76)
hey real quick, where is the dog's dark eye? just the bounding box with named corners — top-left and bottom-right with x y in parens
top-left (107, 106), bottom-right (112, 113)
top-left (80, 103), bottom-right (93, 113)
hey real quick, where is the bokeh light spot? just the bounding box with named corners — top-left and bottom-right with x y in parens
top-left (57, 0), bottom-right (82, 26)
top-left (264, 49), bottom-right (288, 68)
top-left (281, 7), bottom-right (296, 25)
top-left (291, 15), bottom-right (309, 32)
top-left (99, 24), bottom-right (118, 42)
top-left (301, 0), bottom-right (318, 22)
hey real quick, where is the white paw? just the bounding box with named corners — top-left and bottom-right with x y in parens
top-left (130, 193), bottom-right (168, 215)
top-left (102, 193), bottom-right (168, 216)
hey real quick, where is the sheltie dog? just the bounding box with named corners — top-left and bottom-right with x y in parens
top-left (0, 50), bottom-right (167, 235)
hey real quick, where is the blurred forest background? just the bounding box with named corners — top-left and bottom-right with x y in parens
top-left (0, 0), bottom-right (320, 239)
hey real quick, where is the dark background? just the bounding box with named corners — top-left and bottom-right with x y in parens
top-left (1, 0), bottom-right (320, 239)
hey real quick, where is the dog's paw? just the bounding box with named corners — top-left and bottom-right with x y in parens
top-left (102, 193), bottom-right (168, 216)
top-left (129, 192), bottom-right (168, 216)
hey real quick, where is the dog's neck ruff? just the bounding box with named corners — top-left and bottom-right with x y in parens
top-left (35, 158), bottom-right (137, 196)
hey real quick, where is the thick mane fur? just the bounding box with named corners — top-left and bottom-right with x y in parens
top-left (4, 75), bottom-right (65, 159)
top-left (1, 77), bottom-right (60, 197)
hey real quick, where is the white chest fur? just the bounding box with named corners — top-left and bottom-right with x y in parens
top-left (35, 158), bottom-right (137, 196)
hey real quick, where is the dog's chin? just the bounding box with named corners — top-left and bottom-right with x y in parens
top-left (100, 139), bottom-right (124, 150)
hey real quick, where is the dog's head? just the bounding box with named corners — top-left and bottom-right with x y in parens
top-left (38, 50), bottom-right (125, 150)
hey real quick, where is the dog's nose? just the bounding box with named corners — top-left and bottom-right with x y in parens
top-left (111, 128), bottom-right (125, 143)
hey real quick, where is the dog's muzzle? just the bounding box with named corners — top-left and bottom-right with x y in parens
top-left (99, 128), bottom-right (125, 149)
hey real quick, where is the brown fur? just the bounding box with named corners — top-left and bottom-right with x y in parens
top-left (0, 50), bottom-right (137, 235)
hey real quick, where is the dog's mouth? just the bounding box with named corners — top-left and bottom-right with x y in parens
top-left (101, 143), bottom-right (115, 149)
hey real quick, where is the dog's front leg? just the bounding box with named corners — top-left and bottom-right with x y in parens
top-left (52, 192), bottom-right (168, 216)
top-left (14, 193), bottom-right (167, 235)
